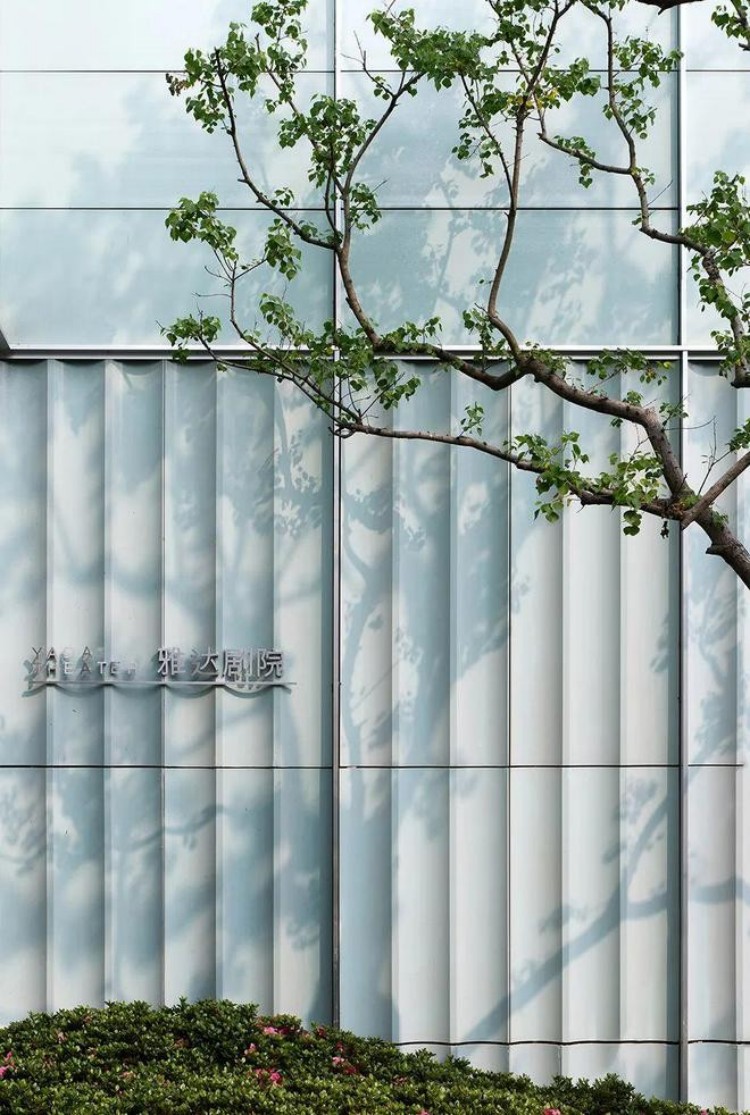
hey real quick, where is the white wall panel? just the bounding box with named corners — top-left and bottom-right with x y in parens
top-left (450, 769), bottom-right (509, 1046)
top-left (164, 363), bottom-right (217, 769)
top-left (687, 766), bottom-right (737, 1042)
top-left (509, 768), bottom-right (563, 1043)
top-left (0, 768), bottom-right (47, 1022)
top-left (341, 370), bottom-right (508, 769)
top-left (0, 364), bottom-right (48, 766)
top-left (451, 379), bottom-right (509, 767)
top-left (48, 768), bottom-right (105, 1010)
top-left (105, 768), bottom-right (164, 1002)
top-left (340, 373), bottom-right (680, 1099)
top-left (105, 361), bottom-right (164, 767)
top-left (564, 1044), bottom-right (679, 1100)
top-left (339, 769), bottom-right (394, 1036)
top-left (682, 0), bottom-right (749, 69)
top-left (561, 769), bottom-right (621, 1041)
top-left (684, 366), bottom-right (742, 767)
top-left (392, 769), bottom-right (451, 1039)
top-left (510, 380), bottom-right (564, 766)
top-left (562, 407), bottom-right (621, 767)
top-left (0, 350), bottom-right (726, 1101)
top-left (0, 357), bottom-right (333, 1032)
top-left (272, 768), bottom-right (332, 1020)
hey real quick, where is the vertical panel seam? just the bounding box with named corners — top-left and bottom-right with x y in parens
top-left (331, 0), bottom-right (341, 1029)
top-left (44, 358), bottom-right (54, 1013)
top-left (159, 358), bottom-right (168, 1007)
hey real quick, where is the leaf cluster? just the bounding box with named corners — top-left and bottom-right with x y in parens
top-left (0, 1000), bottom-right (724, 1114)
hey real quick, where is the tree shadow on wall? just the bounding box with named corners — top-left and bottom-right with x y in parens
top-left (0, 359), bottom-right (333, 1027)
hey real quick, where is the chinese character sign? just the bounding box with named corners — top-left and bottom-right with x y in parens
top-left (27, 646), bottom-right (288, 692)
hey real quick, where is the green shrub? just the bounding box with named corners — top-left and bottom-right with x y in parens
top-left (0, 1000), bottom-right (730, 1114)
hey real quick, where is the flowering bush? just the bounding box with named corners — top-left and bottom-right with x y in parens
top-left (0, 1000), bottom-right (725, 1114)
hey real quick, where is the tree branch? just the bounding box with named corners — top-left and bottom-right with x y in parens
top-left (680, 448), bottom-right (750, 527)
top-left (212, 52), bottom-right (333, 251)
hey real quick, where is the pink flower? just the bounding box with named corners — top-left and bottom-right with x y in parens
top-left (0, 1067), bottom-right (9, 1080)
top-left (262, 1025), bottom-right (281, 1036)
top-left (331, 1055), bottom-right (359, 1075)
top-left (244, 1042), bottom-right (257, 1055)
top-left (254, 1067), bottom-right (283, 1087)
top-left (544, 1109), bottom-right (561, 1115)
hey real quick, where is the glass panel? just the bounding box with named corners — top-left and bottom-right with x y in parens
top-left (0, 72), bottom-right (331, 210)
top-left (341, 0), bottom-right (675, 71)
top-left (339, 0), bottom-right (493, 71)
top-left (685, 72), bottom-right (750, 204)
top-left (340, 70), bottom-right (676, 209)
top-left (344, 209), bottom-right (678, 345)
top-left (555, 2), bottom-right (676, 67)
top-left (683, 0), bottom-right (750, 70)
top-left (0, 209), bottom-right (332, 344)
top-left (0, 0), bottom-right (332, 71)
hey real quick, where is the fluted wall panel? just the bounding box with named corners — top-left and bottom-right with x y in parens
top-left (2, 0), bottom-right (748, 1104)
top-left (340, 365), bottom-right (682, 1098)
top-left (3, 354), bottom-right (750, 1103)
top-left (0, 359), bottom-right (333, 1030)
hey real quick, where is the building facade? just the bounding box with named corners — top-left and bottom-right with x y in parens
top-left (0, 0), bottom-right (749, 1106)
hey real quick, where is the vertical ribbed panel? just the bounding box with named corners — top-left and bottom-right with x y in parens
top-left (341, 366), bottom-right (511, 1062)
top-left (339, 363), bottom-right (679, 1094)
top-left (3, 354), bottom-right (750, 1104)
top-left (104, 360), bottom-right (164, 1003)
top-left (508, 377), bottom-right (563, 1083)
top-left (0, 358), bottom-right (332, 1028)
top-left (510, 378), bottom-right (563, 766)
top-left (47, 360), bottom-right (106, 1011)
top-left (0, 362), bottom-right (48, 1019)
top-left (684, 363), bottom-right (744, 1109)
top-left (163, 362), bottom-right (217, 1003)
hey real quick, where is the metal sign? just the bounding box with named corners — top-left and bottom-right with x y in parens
top-left (26, 645), bottom-right (290, 694)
